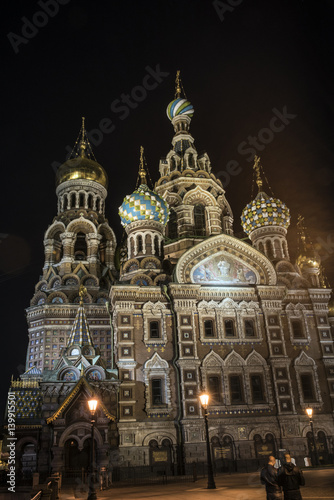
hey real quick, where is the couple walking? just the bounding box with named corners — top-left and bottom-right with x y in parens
top-left (260, 454), bottom-right (305, 500)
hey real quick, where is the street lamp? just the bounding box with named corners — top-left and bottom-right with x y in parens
top-left (199, 392), bottom-right (216, 489)
top-left (306, 408), bottom-right (319, 466)
top-left (87, 398), bottom-right (98, 500)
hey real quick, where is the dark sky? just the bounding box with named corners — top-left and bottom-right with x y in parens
top-left (1, 0), bottom-right (334, 420)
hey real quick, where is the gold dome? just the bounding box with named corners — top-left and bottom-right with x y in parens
top-left (56, 157), bottom-right (108, 189)
top-left (296, 244), bottom-right (321, 270)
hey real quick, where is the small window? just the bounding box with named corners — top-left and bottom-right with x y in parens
top-left (245, 320), bottom-right (255, 337)
top-left (251, 375), bottom-right (264, 402)
top-left (230, 375), bottom-right (244, 403)
top-left (152, 379), bottom-right (163, 405)
top-left (301, 374), bottom-right (315, 401)
top-left (150, 321), bottom-right (160, 338)
top-left (225, 320), bottom-right (235, 337)
top-left (204, 320), bottom-right (214, 337)
top-left (208, 376), bottom-right (221, 403)
top-left (292, 320), bottom-right (304, 338)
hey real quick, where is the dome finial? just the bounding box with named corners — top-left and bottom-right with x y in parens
top-left (254, 155), bottom-right (263, 192)
top-left (175, 70), bottom-right (181, 99)
top-left (78, 116), bottom-right (88, 158)
top-left (297, 214), bottom-right (307, 248)
top-left (139, 146), bottom-right (147, 185)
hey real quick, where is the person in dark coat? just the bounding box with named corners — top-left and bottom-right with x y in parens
top-left (260, 455), bottom-right (282, 500)
top-left (278, 454), bottom-right (305, 500)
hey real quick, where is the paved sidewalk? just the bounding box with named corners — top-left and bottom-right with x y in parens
top-left (59, 469), bottom-right (334, 500)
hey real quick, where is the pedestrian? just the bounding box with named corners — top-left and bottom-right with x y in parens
top-left (260, 455), bottom-right (282, 500)
top-left (278, 453), bottom-right (305, 500)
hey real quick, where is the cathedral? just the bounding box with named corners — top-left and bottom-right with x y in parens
top-left (4, 73), bottom-right (334, 479)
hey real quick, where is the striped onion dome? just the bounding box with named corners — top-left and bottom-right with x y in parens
top-left (241, 192), bottom-right (290, 236)
top-left (166, 98), bottom-right (194, 121)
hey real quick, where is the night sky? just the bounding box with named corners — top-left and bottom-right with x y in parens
top-left (1, 0), bottom-right (334, 420)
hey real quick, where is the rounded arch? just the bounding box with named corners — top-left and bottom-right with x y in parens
top-left (45, 221), bottom-right (66, 240)
top-left (183, 185), bottom-right (217, 207)
top-left (59, 422), bottom-right (104, 448)
top-left (31, 291), bottom-right (47, 306)
top-left (67, 217), bottom-right (97, 235)
top-left (61, 274), bottom-right (80, 287)
top-left (142, 431), bottom-right (176, 447)
top-left (16, 436), bottom-right (38, 453)
top-left (47, 291), bottom-right (68, 304)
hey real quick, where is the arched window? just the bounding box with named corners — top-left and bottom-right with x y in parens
top-left (79, 193), bottom-right (85, 207)
top-left (167, 209), bottom-right (178, 240)
top-left (71, 193), bottom-right (76, 209)
top-left (74, 232), bottom-right (87, 260)
top-left (154, 236), bottom-right (160, 256)
top-left (194, 204), bottom-right (206, 236)
top-left (137, 235), bottom-right (143, 254)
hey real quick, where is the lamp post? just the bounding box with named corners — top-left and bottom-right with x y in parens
top-left (199, 393), bottom-right (216, 489)
top-left (306, 408), bottom-right (319, 466)
top-left (87, 399), bottom-right (98, 500)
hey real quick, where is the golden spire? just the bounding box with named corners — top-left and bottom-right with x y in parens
top-left (139, 146), bottom-right (147, 184)
top-left (78, 116), bottom-right (88, 158)
top-left (254, 155), bottom-right (263, 192)
top-left (79, 284), bottom-right (87, 306)
top-left (297, 214), bottom-right (307, 248)
top-left (175, 70), bottom-right (181, 99)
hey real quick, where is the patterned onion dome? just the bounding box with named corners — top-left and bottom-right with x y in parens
top-left (119, 184), bottom-right (169, 227)
top-left (166, 98), bottom-right (194, 121)
top-left (241, 193), bottom-right (290, 235)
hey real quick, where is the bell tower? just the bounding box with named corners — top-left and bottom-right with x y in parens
top-left (154, 72), bottom-right (233, 261)
top-left (26, 119), bottom-right (117, 372)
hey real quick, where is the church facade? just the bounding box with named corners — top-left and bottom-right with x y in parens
top-left (4, 75), bottom-right (334, 477)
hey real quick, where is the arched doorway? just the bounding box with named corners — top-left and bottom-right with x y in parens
top-left (211, 435), bottom-right (235, 472)
top-left (149, 438), bottom-right (173, 474)
top-left (307, 430), bottom-right (330, 465)
top-left (64, 438), bottom-right (94, 478)
top-left (254, 433), bottom-right (276, 464)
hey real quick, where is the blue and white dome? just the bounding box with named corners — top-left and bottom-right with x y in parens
top-left (241, 192), bottom-right (290, 236)
top-left (166, 98), bottom-right (194, 121)
top-left (119, 184), bottom-right (169, 227)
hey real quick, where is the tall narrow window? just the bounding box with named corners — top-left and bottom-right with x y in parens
top-left (225, 320), bottom-right (235, 337)
top-left (229, 375), bottom-right (243, 403)
top-left (300, 374), bottom-right (315, 401)
top-left (137, 235), bottom-right (143, 253)
top-left (204, 320), bottom-right (214, 337)
top-left (194, 204), bottom-right (206, 236)
top-left (151, 379), bottom-right (163, 405)
top-left (208, 376), bottom-right (221, 403)
top-left (245, 320), bottom-right (255, 337)
top-left (251, 375), bottom-right (264, 402)
top-left (150, 321), bottom-right (160, 338)
top-left (167, 209), bottom-right (178, 240)
top-left (291, 320), bottom-right (304, 338)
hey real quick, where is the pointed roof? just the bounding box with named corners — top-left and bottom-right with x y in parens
top-left (46, 376), bottom-right (115, 423)
top-left (67, 285), bottom-right (93, 348)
